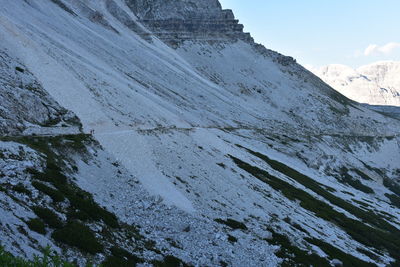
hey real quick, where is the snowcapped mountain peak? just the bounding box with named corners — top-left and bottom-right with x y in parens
top-left (314, 61), bottom-right (400, 106)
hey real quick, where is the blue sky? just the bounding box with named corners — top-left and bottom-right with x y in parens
top-left (219, 0), bottom-right (400, 69)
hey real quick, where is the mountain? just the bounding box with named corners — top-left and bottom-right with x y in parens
top-left (314, 62), bottom-right (400, 106)
top-left (0, 0), bottom-right (399, 266)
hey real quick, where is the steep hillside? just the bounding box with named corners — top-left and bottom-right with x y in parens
top-left (314, 62), bottom-right (400, 106)
top-left (0, 0), bottom-right (399, 266)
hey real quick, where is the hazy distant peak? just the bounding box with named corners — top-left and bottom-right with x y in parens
top-left (314, 61), bottom-right (400, 106)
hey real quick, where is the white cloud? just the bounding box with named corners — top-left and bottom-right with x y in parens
top-left (364, 44), bottom-right (379, 56)
top-left (364, 42), bottom-right (400, 56)
top-left (380, 42), bottom-right (400, 54)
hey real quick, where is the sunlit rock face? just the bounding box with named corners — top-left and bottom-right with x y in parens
top-left (125, 0), bottom-right (253, 43)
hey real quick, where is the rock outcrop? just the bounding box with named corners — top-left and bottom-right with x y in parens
top-left (0, 50), bottom-right (79, 135)
top-left (125, 0), bottom-right (253, 43)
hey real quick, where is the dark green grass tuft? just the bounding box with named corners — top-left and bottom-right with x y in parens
top-left (12, 183), bottom-right (31, 196)
top-left (102, 246), bottom-right (144, 267)
top-left (267, 229), bottom-right (331, 267)
top-left (339, 167), bottom-right (374, 194)
top-left (306, 238), bottom-right (377, 267)
top-left (153, 255), bottom-right (190, 267)
top-left (26, 218), bottom-right (46, 235)
top-left (383, 178), bottom-right (400, 196)
top-left (32, 206), bottom-right (63, 229)
top-left (385, 193), bottom-right (400, 208)
top-left (52, 221), bottom-right (103, 254)
top-left (32, 181), bottom-right (65, 203)
top-left (214, 218), bottom-right (247, 230)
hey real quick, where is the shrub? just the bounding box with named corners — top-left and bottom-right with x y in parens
top-left (32, 206), bottom-right (63, 229)
top-left (153, 255), bottom-right (188, 267)
top-left (102, 247), bottom-right (143, 267)
top-left (32, 181), bottom-right (65, 203)
top-left (214, 218), bottom-right (247, 230)
top-left (31, 163), bottom-right (118, 228)
top-left (26, 218), bottom-right (46, 235)
top-left (306, 238), bottom-right (376, 267)
top-left (52, 221), bottom-right (103, 254)
top-left (383, 178), bottom-right (400, 196)
top-left (28, 162), bottom-right (67, 186)
top-left (63, 189), bottom-right (119, 228)
top-left (0, 245), bottom-right (74, 266)
top-left (228, 235), bottom-right (238, 243)
top-left (15, 66), bottom-right (24, 73)
top-left (102, 256), bottom-right (132, 267)
top-left (385, 193), bottom-right (400, 208)
top-left (267, 229), bottom-right (330, 267)
top-left (339, 168), bottom-right (374, 194)
top-left (67, 209), bottom-right (91, 221)
top-left (12, 183), bottom-right (31, 196)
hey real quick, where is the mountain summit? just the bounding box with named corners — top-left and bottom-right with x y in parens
top-left (0, 0), bottom-right (399, 266)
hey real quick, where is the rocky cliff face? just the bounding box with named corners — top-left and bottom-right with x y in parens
top-left (0, 50), bottom-right (79, 135)
top-left (125, 0), bottom-right (253, 43)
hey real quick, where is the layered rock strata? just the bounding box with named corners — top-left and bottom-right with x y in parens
top-left (125, 0), bottom-right (253, 43)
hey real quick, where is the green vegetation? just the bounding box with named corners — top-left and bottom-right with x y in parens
top-left (15, 66), bottom-right (25, 73)
top-left (32, 206), bottom-right (63, 229)
top-left (26, 218), bottom-right (46, 235)
top-left (102, 246), bottom-right (143, 267)
top-left (383, 178), bottom-right (400, 196)
top-left (153, 255), bottom-right (190, 267)
top-left (339, 167), bottom-right (374, 194)
top-left (30, 165), bottom-right (118, 228)
top-left (0, 246), bottom-right (74, 267)
top-left (15, 135), bottom-right (119, 228)
top-left (267, 229), bottom-right (330, 267)
top-left (227, 235), bottom-right (237, 243)
top-left (229, 150), bottom-right (400, 262)
top-left (12, 183), bottom-right (31, 196)
top-left (52, 221), bottom-right (103, 254)
top-left (0, 134), bottom-right (181, 264)
top-left (305, 238), bottom-right (376, 267)
top-left (214, 218), bottom-right (247, 230)
top-left (27, 165), bottom-right (67, 185)
top-left (49, 0), bottom-right (76, 16)
top-left (385, 193), bottom-right (400, 208)
top-left (1, 135), bottom-right (90, 167)
top-left (352, 169), bottom-right (373, 181)
top-left (356, 248), bottom-right (380, 262)
top-left (62, 188), bottom-right (119, 228)
top-left (32, 181), bottom-right (65, 203)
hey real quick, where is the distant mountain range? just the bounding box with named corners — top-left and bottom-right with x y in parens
top-left (313, 61), bottom-right (400, 106)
